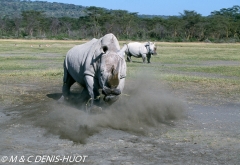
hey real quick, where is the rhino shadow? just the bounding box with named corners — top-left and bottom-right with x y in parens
top-left (46, 93), bottom-right (62, 100)
top-left (46, 91), bottom-right (107, 110)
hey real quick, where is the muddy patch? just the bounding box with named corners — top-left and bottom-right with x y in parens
top-left (200, 60), bottom-right (240, 66)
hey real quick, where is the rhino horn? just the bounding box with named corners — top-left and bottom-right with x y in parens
top-left (107, 65), bottom-right (119, 88)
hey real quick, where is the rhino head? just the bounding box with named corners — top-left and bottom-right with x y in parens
top-left (97, 36), bottom-right (127, 104)
top-left (146, 42), bottom-right (157, 55)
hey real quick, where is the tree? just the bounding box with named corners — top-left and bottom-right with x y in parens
top-left (0, 18), bottom-right (6, 36)
top-left (167, 16), bottom-right (184, 38)
top-left (148, 18), bottom-right (166, 40)
top-left (21, 10), bottom-right (46, 37)
top-left (60, 17), bottom-right (73, 38)
top-left (13, 15), bottom-right (22, 38)
top-left (211, 6), bottom-right (240, 39)
top-left (50, 17), bottom-right (60, 36)
top-left (211, 5), bottom-right (240, 20)
top-left (180, 10), bottom-right (202, 40)
top-left (83, 6), bottom-right (106, 38)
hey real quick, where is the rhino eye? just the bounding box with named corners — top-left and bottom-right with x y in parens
top-left (102, 46), bottom-right (108, 53)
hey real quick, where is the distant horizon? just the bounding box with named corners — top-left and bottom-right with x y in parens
top-left (40, 0), bottom-right (239, 16)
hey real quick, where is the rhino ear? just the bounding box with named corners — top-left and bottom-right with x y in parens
top-left (101, 46), bottom-right (108, 54)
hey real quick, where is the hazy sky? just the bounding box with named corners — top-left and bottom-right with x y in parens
top-left (41, 0), bottom-right (239, 16)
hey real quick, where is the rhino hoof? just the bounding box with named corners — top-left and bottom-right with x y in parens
top-left (104, 95), bottom-right (119, 104)
top-left (89, 105), bottom-right (103, 114)
top-left (58, 96), bottom-right (66, 103)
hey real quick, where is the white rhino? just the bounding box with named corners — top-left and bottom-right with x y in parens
top-left (60, 33), bottom-right (127, 108)
top-left (125, 42), bottom-right (157, 63)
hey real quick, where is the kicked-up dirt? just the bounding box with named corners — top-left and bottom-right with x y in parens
top-left (0, 70), bottom-right (239, 165)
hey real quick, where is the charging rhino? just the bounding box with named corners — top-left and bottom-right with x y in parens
top-left (60, 33), bottom-right (127, 108)
top-left (125, 42), bottom-right (157, 63)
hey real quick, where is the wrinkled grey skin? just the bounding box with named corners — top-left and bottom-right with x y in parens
top-left (60, 33), bottom-right (127, 108)
top-left (125, 42), bottom-right (157, 63)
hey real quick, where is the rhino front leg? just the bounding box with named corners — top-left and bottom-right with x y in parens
top-left (84, 75), bottom-right (101, 107)
top-left (147, 54), bottom-right (151, 63)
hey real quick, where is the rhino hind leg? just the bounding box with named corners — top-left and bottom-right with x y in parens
top-left (62, 69), bottom-right (76, 100)
top-left (127, 55), bottom-right (132, 62)
top-left (142, 54), bottom-right (146, 63)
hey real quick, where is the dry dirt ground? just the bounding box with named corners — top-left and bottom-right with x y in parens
top-left (0, 60), bottom-right (240, 164)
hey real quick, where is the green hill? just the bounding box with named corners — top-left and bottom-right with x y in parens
top-left (0, 0), bottom-right (87, 18)
top-left (0, 0), bottom-right (168, 19)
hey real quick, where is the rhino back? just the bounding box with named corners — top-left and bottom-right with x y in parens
top-left (127, 42), bottom-right (146, 57)
top-left (65, 38), bottom-right (98, 85)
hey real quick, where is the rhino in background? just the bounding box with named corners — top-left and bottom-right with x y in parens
top-left (60, 33), bottom-right (127, 109)
top-left (125, 42), bottom-right (157, 63)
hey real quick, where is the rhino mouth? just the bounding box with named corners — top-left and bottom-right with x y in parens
top-left (102, 86), bottom-right (121, 103)
top-left (103, 95), bottom-right (119, 103)
top-left (102, 86), bottom-right (121, 95)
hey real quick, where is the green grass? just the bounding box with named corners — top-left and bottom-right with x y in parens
top-left (0, 54), bottom-right (64, 61)
top-left (174, 66), bottom-right (240, 77)
top-left (1, 40), bottom-right (240, 79)
top-left (155, 42), bottom-right (240, 64)
top-left (0, 39), bottom-right (85, 54)
top-left (0, 40), bottom-right (239, 103)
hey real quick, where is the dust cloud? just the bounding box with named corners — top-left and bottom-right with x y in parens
top-left (37, 71), bottom-right (187, 143)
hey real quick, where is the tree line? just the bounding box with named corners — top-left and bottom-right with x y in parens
top-left (0, 5), bottom-right (240, 42)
